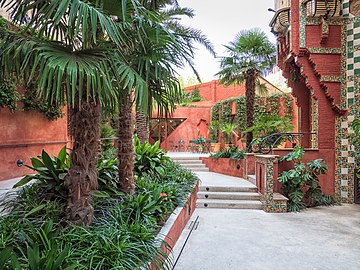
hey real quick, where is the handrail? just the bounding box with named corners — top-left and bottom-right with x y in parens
top-left (248, 132), bottom-right (317, 154)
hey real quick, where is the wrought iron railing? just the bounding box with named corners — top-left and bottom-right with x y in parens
top-left (248, 132), bottom-right (317, 154)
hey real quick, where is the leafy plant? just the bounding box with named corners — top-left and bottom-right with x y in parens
top-left (278, 147), bottom-right (332, 212)
top-left (244, 115), bottom-right (293, 138)
top-left (210, 145), bottom-right (244, 160)
top-left (0, 79), bottom-right (20, 112)
top-left (13, 147), bottom-right (70, 199)
top-left (134, 136), bottom-right (170, 176)
top-left (100, 123), bottom-right (116, 152)
top-left (220, 122), bottom-right (237, 144)
top-left (190, 87), bottom-right (202, 102)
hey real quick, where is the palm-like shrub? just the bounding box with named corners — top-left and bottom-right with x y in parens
top-left (134, 136), bottom-right (170, 177)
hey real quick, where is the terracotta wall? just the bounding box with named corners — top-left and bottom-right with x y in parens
top-left (274, 149), bottom-right (335, 195)
top-left (160, 79), bottom-right (298, 150)
top-left (200, 157), bottom-right (246, 179)
top-left (0, 107), bottom-right (68, 181)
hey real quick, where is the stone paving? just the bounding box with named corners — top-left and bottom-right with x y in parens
top-left (172, 204), bottom-right (360, 270)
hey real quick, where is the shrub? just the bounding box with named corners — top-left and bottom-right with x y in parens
top-left (210, 146), bottom-right (244, 160)
top-left (278, 147), bottom-right (334, 212)
top-left (13, 146), bottom-right (70, 199)
top-left (134, 136), bottom-right (170, 176)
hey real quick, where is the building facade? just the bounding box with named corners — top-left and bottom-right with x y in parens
top-left (270, 0), bottom-right (359, 203)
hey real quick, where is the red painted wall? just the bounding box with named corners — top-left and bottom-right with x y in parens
top-left (159, 79), bottom-right (298, 150)
top-left (0, 107), bottom-right (68, 181)
top-left (200, 157), bottom-right (246, 179)
top-left (274, 149), bottom-right (335, 195)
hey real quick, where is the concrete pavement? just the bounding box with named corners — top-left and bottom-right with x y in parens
top-left (172, 205), bottom-right (360, 270)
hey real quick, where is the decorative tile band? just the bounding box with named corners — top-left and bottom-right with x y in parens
top-left (307, 47), bottom-right (342, 54)
top-left (320, 75), bottom-right (341, 82)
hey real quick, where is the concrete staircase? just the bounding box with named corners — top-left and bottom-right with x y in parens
top-left (196, 185), bottom-right (262, 209)
top-left (171, 156), bottom-right (209, 172)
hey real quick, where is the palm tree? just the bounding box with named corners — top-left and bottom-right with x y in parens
top-left (133, 1), bottom-right (215, 144)
top-left (217, 28), bottom-right (276, 150)
top-left (117, 1), bottom-right (215, 194)
top-left (0, 0), bottom-right (150, 225)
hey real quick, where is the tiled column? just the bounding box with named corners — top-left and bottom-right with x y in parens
top-left (255, 155), bottom-right (287, 213)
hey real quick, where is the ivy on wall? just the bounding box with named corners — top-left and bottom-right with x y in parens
top-left (0, 80), bottom-right (63, 121)
top-left (0, 80), bottom-right (20, 112)
top-left (210, 93), bottom-right (294, 141)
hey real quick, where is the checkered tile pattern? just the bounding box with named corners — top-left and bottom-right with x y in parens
top-left (336, 0), bottom-right (360, 202)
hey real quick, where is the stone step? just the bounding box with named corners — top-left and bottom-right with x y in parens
top-left (196, 199), bottom-right (262, 209)
top-left (247, 174), bottom-right (256, 185)
top-left (189, 168), bottom-right (209, 172)
top-left (171, 157), bottom-right (200, 161)
top-left (180, 164), bottom-right (207, 168)
top-left (198, 186), bottom-right (258, 193)
top-left (174, 159), bottom-right (203, 164)
top-left (197, 191), bottom-right (260, 200)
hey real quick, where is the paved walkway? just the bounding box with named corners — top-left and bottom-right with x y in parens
top-left (172, 200), bottom-right (360, 269)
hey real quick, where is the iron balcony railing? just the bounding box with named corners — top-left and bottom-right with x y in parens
top-left (248, 132), bottom-right (317, 154)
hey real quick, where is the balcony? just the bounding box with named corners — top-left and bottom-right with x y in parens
top-left (269, 7), bottom-right (290, 36)
top-left (302, 0), bottom-right (341, 18)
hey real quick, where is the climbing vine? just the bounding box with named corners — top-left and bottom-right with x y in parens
top-left (210, 93), bottom-right (294, 140)
top-left (0, 80), bottom-right (20, 112)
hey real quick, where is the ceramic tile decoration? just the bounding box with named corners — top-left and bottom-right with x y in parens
top-left (334, 0), bottom-right (359, 203)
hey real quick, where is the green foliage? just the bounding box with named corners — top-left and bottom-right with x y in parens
top-left (350, 119), bottom-right (360, 178)
top-left (134, 136), bottom-right (170, 177)
top-left (210, 93), bottom-right (294, 142)
top-left (210, 146), bottom-right (245, 160)
top-left (1, 157), bottom-right (198, 269)
top-left (0, 80), bottom-right (20, 112)
top-left (100, 123), bottom-right (116, 152)
top-left (0, 220), bottom-right (75, 270)
top-left (190, 87), bottom-right (202, 102)
top-left (14, 146), bottom-right (70, 199)
top-left (21, 85), bottom-right (63, 121)
top-left (278, 147), bottom-right (332, 212)
top-left (220, 122), bottom-right (237, 144)
top-left (244, 115), bottom-right (293, 138)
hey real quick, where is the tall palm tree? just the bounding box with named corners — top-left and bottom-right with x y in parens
top-left (0, 0), bottom-right (150, 225)
top-left (134, 1), bottom-right (215, 145)
top-left (217, 28), bottom-right (276, 150)
top-left (117, 2), bottom-right (216, 194)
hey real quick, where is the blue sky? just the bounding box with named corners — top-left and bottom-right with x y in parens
top-left (176, 0), bottom-right (277, 82)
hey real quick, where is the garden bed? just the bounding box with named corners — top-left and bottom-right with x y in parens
top-left (150, 181), bottom-right (198, 269)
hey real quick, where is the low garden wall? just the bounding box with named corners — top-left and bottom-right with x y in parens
top-left (200, 157), bottom-right (245, 178)
top-left (150, 182), bottom-right (199, 269)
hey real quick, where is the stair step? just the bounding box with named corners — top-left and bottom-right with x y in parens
top-left (171, 157), bottom-right (200, 161)
top-left (197, 191), bottom-right (260, 200)
top-left (190, 168), bottom-right (209, 172)
top-left (199, 186), bottom-right (257, 193)
top-left (174, 160), bottom-right (203, 164)
top-left (181, 164), bottom-right (206, 168)
top-left (196, 199), bottom-right (262, 209)
top-left (247, 174), bottom-right (256, 185)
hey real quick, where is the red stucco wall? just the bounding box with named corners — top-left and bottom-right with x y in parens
top-left (0, 107), bottom-right (68, 181)
top-left (200, 157), bottom-right (246, 179)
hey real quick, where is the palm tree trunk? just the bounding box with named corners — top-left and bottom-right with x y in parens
top-left (245, 68), bottom-right (258, 151)
top-left (66, 95), bottom-right (100, 226)
top-left (136, 107), bottom-right (150, 144)
top-left (118, 94), bottom-right (135, 194)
